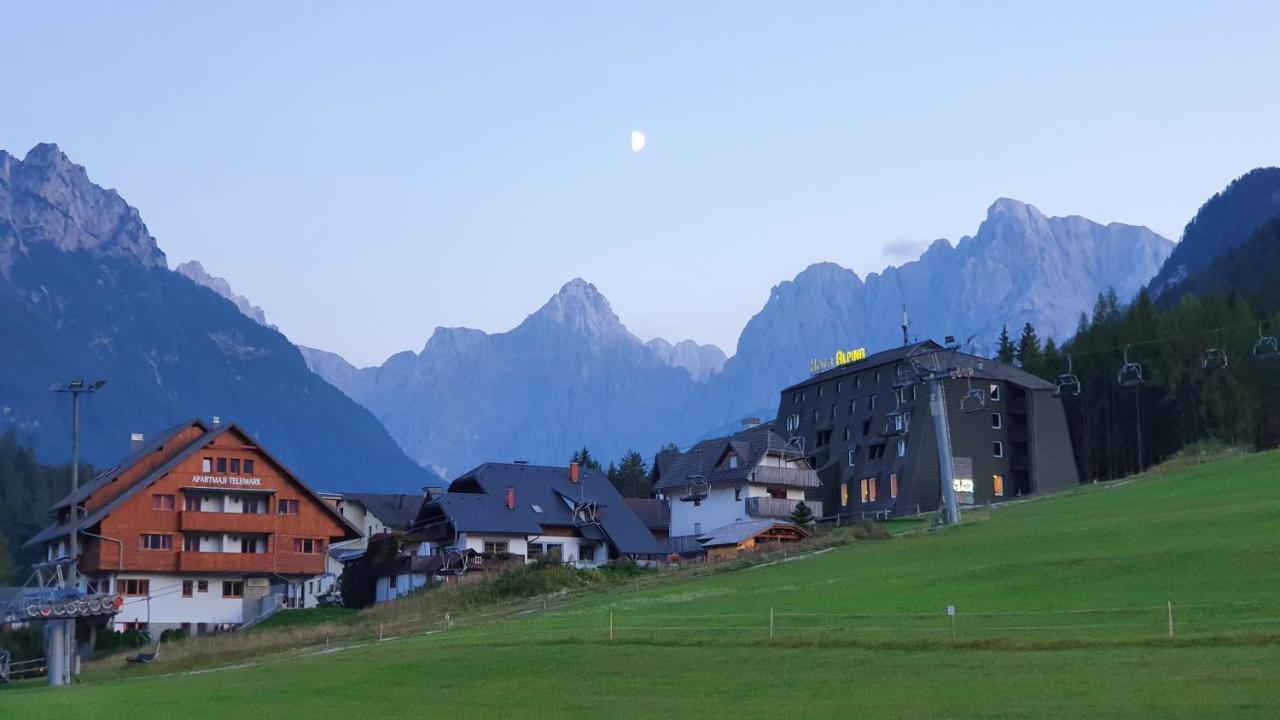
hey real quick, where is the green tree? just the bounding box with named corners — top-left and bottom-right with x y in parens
top-left (0, 534), bottom-right (14, 584)
top-left (607, 450), bottom-right (650, 498)
top-left (570, 446), bottom-right (601, 470)
top-left (1016, 322), bottom-right (1044, 376)
top-left (790, 500), bottom-right (815, 526)
top-left (996, 325), bottom-right (1016, 364)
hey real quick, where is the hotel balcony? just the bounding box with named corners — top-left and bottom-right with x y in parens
top-left (180, 510), bottom-right (277, 534)
top-left (747, 466), bottom-right (822, 489)
top-left (745, 496), bottom-right (823, 520)
top-left (178, 551), bottom-right (324, 575)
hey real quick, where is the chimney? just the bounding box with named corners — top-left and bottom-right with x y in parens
top-left (506, 486), bottom-right (515, 510)
top-left (212, 415), bottom-right (222, 427)
top-left (569, 462), bottom-right (579, 483)
top-left (130, 432), bottom-right (145, 453)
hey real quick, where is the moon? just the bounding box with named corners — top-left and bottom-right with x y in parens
top-left (630, 130), bottom-right (646, 153)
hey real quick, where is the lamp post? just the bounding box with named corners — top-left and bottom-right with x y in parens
top-left (50, 378), bottom-right (105, 686)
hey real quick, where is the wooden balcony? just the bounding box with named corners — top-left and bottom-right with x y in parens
top-left (748, 466), bottom-right (822, 489)
top-left (177, 551), bottom-right (324, 575)
top-left (745, 496), bottom-right (823, 520)
top-left (180, 510), bottom-right (277, 534)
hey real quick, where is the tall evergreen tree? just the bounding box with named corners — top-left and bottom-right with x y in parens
top-left (1016, 322), bottom-right (1045, 376)
top-left (996, 325), bottom-right (1016, 364)
top-left (607, 450), bottom-right (651, 498)
top-left (570, 446), bottom-right (601, 470)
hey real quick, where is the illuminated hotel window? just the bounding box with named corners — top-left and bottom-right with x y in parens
top-left (993, 474), bottom-right (1005, 496)
top-left (868, 478), bottom-right (877, 502)
top-left (840, 482), bottom-right (849, 506)
top-left (890, 473), bottom-right (899, 499)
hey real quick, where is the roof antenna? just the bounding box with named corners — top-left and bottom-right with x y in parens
top-left (901, 306), bottom-right (911, 347)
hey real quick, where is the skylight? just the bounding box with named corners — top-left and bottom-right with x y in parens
top-left (531, 504), bottom-right (543, 513)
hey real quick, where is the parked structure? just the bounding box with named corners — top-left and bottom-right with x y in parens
top-left (650, 424), bottom-right (821, 543)
top-left (774, 340), bottom-right (1078, 519)
top-left (24, 418), bottom-right (359, 633)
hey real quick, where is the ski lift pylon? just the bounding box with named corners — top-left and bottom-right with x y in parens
top-left (1118, 345), bottom-right (1145, 387)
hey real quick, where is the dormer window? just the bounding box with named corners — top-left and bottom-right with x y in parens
top-left (728, 454), bottom-right (739, 470)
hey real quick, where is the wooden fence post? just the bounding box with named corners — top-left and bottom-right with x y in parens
top-left (609, 611), bottom-right (614, 640)
top-left (770, 608), bottom-right (775, 640)
top-left (1167, 601), bottom-right (1174, 639)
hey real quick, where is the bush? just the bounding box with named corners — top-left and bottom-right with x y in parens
top-left (484, 562), bottom-right (593, 601)
top-left (596, 558), bottom-right (650, 581)
top-left (160, 628), bottom-right (188, 643)
top-left (850, 519), bottom-right (890, 541)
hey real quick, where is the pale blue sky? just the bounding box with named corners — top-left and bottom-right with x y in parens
top-left (3, 2), bottom-right (1277, 365)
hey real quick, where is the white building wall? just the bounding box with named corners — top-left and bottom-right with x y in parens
top-left (106, 573), bottom-right (248, 631)
top-left (669, 486), bottom-right (747, 537)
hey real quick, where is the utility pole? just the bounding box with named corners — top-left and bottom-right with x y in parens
top-left (51, 378), bottom-right (105, 687)
top-left (929, 378), bottom-right (961, 525)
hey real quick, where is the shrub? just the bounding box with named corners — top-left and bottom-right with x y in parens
top-left (850, 519), bottom-right (889, 541)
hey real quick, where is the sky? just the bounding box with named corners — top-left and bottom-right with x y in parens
top-left (2, 2), bottom-right (1278, 366)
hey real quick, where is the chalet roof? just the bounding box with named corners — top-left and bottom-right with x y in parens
top-left (341, 493), bottom-right (421, 530)
top-left (624, 498), bottom-right (670, 532)
top-left (651, 425), bottom-right (818, 493)
top-left (696, 519), bottom-right (809, 548)
top-left (25, 420), bottom-right (360, 548)
top-left (419, 463), bottom-right (664, 556)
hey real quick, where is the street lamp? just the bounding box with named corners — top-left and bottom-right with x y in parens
top-left (50, 378), bottom-right (104, 686)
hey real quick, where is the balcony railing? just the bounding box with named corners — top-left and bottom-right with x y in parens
top-left (180, 510), bottom-right (276, 534)
top-left (178, 551), bottom-right (323, 575)
top-left (745, 496), bottom-right (823, 520)
top-left (748, 466), bottom-right (821, 489)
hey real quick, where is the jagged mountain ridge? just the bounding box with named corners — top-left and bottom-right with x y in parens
top-left (645, 338), bottom-right (726, 381)
top-left (176, 260), bottom-right (275, 329)
top-left (0, 143), bottom-right (436, 493)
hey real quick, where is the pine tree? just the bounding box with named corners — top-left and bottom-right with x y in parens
top-left (1016, 322), bottom-right (1044, 375)
top-left (996, 325), bottom-right (1016, 364)
top-left (790, 500), bottom-right (815, 526)
top-left (570, 446), bottom-right (601, 470)
top-left (608, 450), bottom-right (651, 498)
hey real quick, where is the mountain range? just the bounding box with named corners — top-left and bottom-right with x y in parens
top-left (299, 199), bottom-right (1172, 476)
top-left (0, 144), bottom-right (436, 492)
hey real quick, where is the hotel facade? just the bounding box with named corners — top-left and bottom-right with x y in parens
top-left (25, 418), bottom-right (358, 633)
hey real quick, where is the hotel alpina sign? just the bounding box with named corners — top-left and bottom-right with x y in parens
top-left (191, 474), bottom-right (264, 488)
top-left (808, 346), bottom-right (868, 376)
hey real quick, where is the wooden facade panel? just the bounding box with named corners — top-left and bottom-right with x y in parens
top-left (84, 424), bottom-right (207, 514)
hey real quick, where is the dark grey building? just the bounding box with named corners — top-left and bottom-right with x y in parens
top-left (773, 340), bottom-right (1078, 519)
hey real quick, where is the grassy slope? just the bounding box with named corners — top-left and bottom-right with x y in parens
top-left (4, 451), bottom-right (1280, 718)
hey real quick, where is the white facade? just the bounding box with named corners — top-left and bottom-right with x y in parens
top-left (455, 532), bottom-right (601, 567)
top-left (667, 484), bottom-right (807, 537)
top-left (107, 573), bottom-right (258, 632)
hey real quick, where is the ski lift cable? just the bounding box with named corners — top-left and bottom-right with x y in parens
top-left (1048, 317), bottom-right (1278, 362)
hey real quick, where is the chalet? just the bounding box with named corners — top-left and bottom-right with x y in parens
top-left (650, 424), bottom-right (821, 543)
top-left (697, 519), bottom-right (810, 560)
top-left (24, 418), bottom-right (359, 633)
top-left (413, 462), bottom-right (664, 570)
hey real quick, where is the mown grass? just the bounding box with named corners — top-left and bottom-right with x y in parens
top-left (3, 450), bottom-right (1279, 717)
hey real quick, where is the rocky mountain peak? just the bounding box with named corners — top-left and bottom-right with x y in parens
top-left (524, 277), bottom-right (633, 340)
top-left (176, 260), bottom-right (274, 328)
top-left (0, 143), bottom-right (166, 272)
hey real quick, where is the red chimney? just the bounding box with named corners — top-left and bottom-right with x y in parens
top-left (569, 462), bottom-right (579, 483)
top-left (506, 486), bottom-right (515, 510)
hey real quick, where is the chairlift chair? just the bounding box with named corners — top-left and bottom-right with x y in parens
top-left (679, 474), bottom-right (710, 503)
top-left (1118, 346), bottom-right (1145, 387)
top-left (126, 638), bottom-right (161, 665)
top-left (1254, 323), bottom-right (1280, 360)
top-left (1054, 355), bottom-right (1082, 398)
top-left (1202, 347), bottom-right (1229, 370)
top-left (959, 374), bottom-right (986, 414)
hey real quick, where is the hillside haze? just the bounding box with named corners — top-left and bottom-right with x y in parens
top-left (0, 144), bottom-right (435, 492)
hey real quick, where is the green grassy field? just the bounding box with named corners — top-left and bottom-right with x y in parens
top-left (4, 451), bottom-right (1279, 718)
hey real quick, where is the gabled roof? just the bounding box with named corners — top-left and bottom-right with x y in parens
top-left (783, 339), bottom-right (1056, 393)
top-left (651, 425), bottom-right (817, 493)
top-left (25, 421), bottom-right (360, 548)
top-left (419, 463), bottom-right (663, 556)
top-left (696, 519), bottom-right (809, 548)
top-left (341, 493), bottom-right (422, 530)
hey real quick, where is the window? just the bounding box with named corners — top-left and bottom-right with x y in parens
top-left (734, 486), bottom-right (742, 501)
top-left (141, 534), bottom-right (172, 551)
top-left (786, 413), bottom-right (800, 432)
top-left (897, 439), bottom-right (907, 457)
top-left (579, 544), bottom-right (595, 563)
top-left (243, 459), bottom-right (255, 474)
top-left (278, 499), bottom-right (300, 515)
top-left (843, 426), bottom-right (851, 442)
top-left (855, 376), bottom-right (862, 389)
top-left (293, 538), bottom-right (324, 554)
top-left (836, 380), bottom-right (844, 394)
top-left (993, 474), bottom-right (1005, 497)
top-left (847, 449), bottom-right (857, 467)
top-left (792, 392), bottom-right (801, 405)
top-left (197, 580), bottom-right (209, 593)
top-left (202, 457), bottom-right (212, 473)
top-left (812, 408), bottom-right (821, 424)
top-left (989, 384), bottom-right (1001, 401)
top-left (868, 477), bottom-right (878, 502)
top-left (184, 495), bottom-right (201, 511)
top-left (875, 370), bottom-right (881, 383)
top-left (862, 420), bottom-right (871, 437)
top-left (840, 482), bottom-right (849, 506)
top-left (183, 536), bottom-right (200, 552)
top-left (216, 457), bottom-right (227, 473)
top-left (993, 441), bottom-right (1004, 458)
top-left (890, 473), bottom-right (899, 499)
top-left (818, 385), bottom-right (826, 398)
top-left (868, 444), bottom-right (886, 460)
top-left (859, 479), bottom-right (870, 504)
top-left (816, 430), bottom-right (831, 448)
top-left (222, 581), bottom-right (244, 598)
top-left (241, 498), bottom-right (265, 514)
top-left (230, 458), bottom-right (241, 474)
top-left (991, 412), bottom-right (1003, 429)
top-left (531, 504), bottom-right (543, 513)
top-left (544, 543), bottom-right (563, 561)
top-left (241, 537), bottom-right (263, 554)
top-left (693, 522), bottom-right (701, 534)
top-left (727, 454), bottom-right (739, 470)
top-left (483, 541), bottom-right (509, 555)
top-left (152, 493), bottom-right (175, 511)
top-left (117, 579), bottom-right (150, 596)
top-left (849, 399), bottom-right (857, 415)
top-left (527, 543), bottom-right (542, 560)
top-left (182, 580), bottom-right (194, 598)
